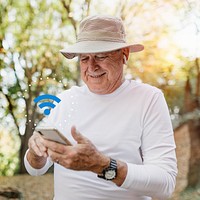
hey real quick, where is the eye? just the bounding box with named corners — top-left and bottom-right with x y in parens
top-left (95, 55), bottom-right (108, 61)
top-left (80, 56), bottom-right (89, 63)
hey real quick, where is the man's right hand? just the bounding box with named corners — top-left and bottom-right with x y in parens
top-left (27, 131), bottom-right (48, 169)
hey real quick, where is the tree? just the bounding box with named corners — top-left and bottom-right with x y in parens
top-left (0, 0), bottom-right (91, 173)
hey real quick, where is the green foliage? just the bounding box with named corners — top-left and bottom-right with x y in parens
top-left (121, 0), bottom-right (200, 114)
top-left (179, 184), bottom-right (200, 200)
top-left (0, 0), bottom-right (91, 174)
top-left (0, 0), bottom-right (79, 126)
top-left (0, 128), bottom-right (20, 176)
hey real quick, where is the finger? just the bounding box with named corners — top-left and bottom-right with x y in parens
top-left (47, 148), bottom-right (62, 164)
top-left (43, 139), bottom-right (67, 154)
top-left (35, 138), bottom-right (48, 157)
top-left (29, 139), bottom-right (44, 157)
top-left (29, 131), bottom-right (48, 157)
top-left (71, 126), bottom-right (90, 144)
top-left (34, 131), bottom-right (49, 156)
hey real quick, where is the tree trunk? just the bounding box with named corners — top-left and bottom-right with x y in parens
top-left (184, 59), bottom-right (200, 187)
top-left (187, 119), bottom-right (200, 187)
top-left (19, 122), bottom-right (34, 174)
top-left (184, 77), bottom-right (196, 113)
top-left (195, 58), bottom-right (200, 107)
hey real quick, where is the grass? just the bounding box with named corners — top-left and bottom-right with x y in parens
top-left (179, 184), bottom-right (200, 200)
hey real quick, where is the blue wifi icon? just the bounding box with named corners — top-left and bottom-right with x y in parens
top-left (34, 94), bottom-right (61, 116)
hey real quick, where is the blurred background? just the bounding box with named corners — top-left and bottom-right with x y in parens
top-left (0, 0), bottom-right (200, 199)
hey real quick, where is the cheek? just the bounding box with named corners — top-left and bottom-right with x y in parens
top-left (106, 60), bottom-right (123, 76)
top-left (80, 65), bottom-right (87, 76)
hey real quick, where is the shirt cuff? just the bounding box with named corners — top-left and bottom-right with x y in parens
top-left (120, 162), bottom-right (133, 189)
top-left (24, 149), bottom-right (53, 176)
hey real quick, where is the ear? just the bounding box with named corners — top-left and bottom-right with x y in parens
top-left (123, 55), bottom-right (127, 64)
top-left (122, 47), bottom-right (130, 64)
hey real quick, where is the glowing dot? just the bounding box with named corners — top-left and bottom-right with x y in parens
top-left (46, 77), bottom-right (49, 80)
top-left (44, 109), bottom-right (50, 115)
top-left (53, 78), bottom-right (56, 80)
top-left (29, 120), bottom-right (31, 122)
top-left (29, 84), bottom-right (31, 87)
top-left (34, 124), bottom-right (37, 126)
top-left (40, 77), bottom-right (43, 80)
top-left (59, 80), bottom-right (62, 83)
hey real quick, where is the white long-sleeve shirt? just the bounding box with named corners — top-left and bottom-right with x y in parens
top-left (24, 79), bottom-right (177, 200)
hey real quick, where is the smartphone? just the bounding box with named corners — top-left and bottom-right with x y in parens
top-left (35, 127), bottom-right (72, 145)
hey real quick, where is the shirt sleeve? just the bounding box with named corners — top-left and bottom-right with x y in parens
top-left (24, 149), bottom-right (53, 176)
top-left (120, 92), bottom-right (177, 199)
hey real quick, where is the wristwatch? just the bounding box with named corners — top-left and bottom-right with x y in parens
top-left (97, 158), bottom-right (117, 180)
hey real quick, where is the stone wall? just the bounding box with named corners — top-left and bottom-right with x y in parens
top-left (173, 120), bottom-right (200, 197)
top-left (173, 123), bottom-right (191, 195)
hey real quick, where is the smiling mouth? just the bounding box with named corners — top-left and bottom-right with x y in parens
top-left (89, 73), bottom-right (106, 78)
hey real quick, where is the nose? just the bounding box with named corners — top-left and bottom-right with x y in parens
top-left (87, 57), bottom-right (99, 71)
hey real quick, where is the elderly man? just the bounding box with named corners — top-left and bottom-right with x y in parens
top-left (24, 15), bottom-right (177, 200)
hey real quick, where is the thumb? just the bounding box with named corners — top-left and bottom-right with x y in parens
top-left (71, 126), bottom-right (90, 144)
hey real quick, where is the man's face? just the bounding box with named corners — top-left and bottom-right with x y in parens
top-left (79, 49), bottom-right (125, 95)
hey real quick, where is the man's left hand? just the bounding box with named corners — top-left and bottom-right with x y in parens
top-left (43, 126), bottom-right (110, 174)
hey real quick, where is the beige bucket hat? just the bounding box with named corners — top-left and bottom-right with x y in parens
top-left (60, 15), bottom-right (144, 59)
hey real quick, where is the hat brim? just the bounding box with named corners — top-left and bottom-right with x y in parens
top-left (60, 41), bottom-right (144, 59)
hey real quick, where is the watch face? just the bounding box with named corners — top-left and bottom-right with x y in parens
top-left (105, 169), bottom-right (116, 180)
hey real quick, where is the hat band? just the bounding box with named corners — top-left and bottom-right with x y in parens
top-left (77, 30), bottom-right (126, 43)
